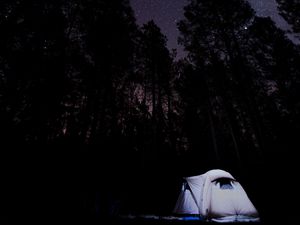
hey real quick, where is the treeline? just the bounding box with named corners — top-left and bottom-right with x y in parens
top-left (1, 0), bottom-right (299, 224)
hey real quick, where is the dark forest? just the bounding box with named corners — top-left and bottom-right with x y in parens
top-left (1, 0), bottom-right (299, 224)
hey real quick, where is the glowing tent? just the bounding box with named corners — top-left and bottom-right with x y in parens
top-left (173, 169), bottom-right (260, 222)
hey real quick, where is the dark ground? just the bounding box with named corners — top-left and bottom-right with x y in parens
top-left (1, 146), bottom-right (297, 225)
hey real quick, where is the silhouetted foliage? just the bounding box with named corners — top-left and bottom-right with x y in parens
top-left (277, 0), bottom-right (300, 33)
top-left (178, 0), bottom-right (300, 223)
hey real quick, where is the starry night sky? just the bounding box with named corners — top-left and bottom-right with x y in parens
top-left (130, 0), bottom-right (299, 59)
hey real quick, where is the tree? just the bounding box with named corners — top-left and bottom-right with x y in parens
top-left (0, 0), bottom-right (69, 146)
top-left (178, 0), bottom-right (256, 170)
top-left (138, 21), bottom-right (173, 156)
top-left (0, 0), bottom-right (139, 148)
top-left (126, 20), bottom-right (177, 214)
top-left (277, 0), bottom-right (300, 33)
top-left (0, 0), bottom-right (140, 222)
top-left (178, 0), bottom-right (300, 222)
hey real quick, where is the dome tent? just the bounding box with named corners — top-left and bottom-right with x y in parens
top-left (173, 169), bottom-right (260, 222)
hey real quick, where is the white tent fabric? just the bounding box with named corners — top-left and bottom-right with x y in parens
top-left (173, 169), bottom-right (260, 222)
top-left (173, 183), bottom-right (199, 214)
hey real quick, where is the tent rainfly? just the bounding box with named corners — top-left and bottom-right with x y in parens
top-left (173, 169), bottom-right (260, 222)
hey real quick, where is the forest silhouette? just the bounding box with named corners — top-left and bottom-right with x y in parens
top-left (1, 1), bottom-right (299, 224)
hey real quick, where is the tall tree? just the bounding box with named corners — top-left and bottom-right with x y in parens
top-left (128, 20), bottom-right (176, 214)
top-left (0, 0), bottom-right (139, 149)
top-left (178, 0), bottom-right (256, 170)
top-left (178, 0), bottom-right (300, 222)
top-left (0, 0), bottom-right (140, 222)
top-left (139, 21), bottom-right (173, 158)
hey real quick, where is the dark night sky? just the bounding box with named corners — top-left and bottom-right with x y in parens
top-left (130, 0), bottom-right (299, 59)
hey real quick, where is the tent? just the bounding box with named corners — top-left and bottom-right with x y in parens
top-left (173, 169), bottom-right (260, 222)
